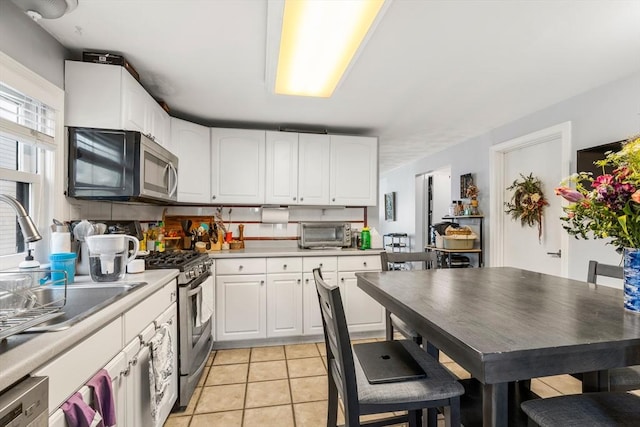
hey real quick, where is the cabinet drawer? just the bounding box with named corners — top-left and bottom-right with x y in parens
top-left (124, 279), bottom-right (176, 343)
top-left (267, 257), bottom-right (302, 273)
top-left (33, 317), bottom-right (122, 412)
top-left (303, 256), bottom-right (337, 273)
top-left (216, 258), bottom-right (266, 275)
top-left (338, 255), bottom-right (381, 272)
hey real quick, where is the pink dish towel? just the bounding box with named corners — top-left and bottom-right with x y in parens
top-left (61, 392), bottom-right (102, 427)
top-left (86, 369), bottom-right (117, 427)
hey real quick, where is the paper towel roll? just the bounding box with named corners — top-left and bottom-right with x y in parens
top-left (261, 208), bottom-right (290, 224)
top-left (51, 232), bottom-right (71, 253)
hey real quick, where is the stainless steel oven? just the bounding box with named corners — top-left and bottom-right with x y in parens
top-left (144, 252), bottom-right (213, 408)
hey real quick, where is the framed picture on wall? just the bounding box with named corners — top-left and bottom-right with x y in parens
top-left (385, 192), bottom-right (396, 221)
top-left (460, 173), bottom-right (474, 198)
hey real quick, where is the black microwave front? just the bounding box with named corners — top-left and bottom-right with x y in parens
top-left (67, 127), bottom-right (178, 203)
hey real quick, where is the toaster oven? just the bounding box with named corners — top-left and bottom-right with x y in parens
top-left (298, 222), bottom-right (352, 249)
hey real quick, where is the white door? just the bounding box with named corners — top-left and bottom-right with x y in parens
top-left (266, 273), bottom-right (303, 337)
top-left (265, 131), bottom-right (299, 205)
top-left (490, 122), bottom-right (571, 276)
top-left (298, 134), bottom-right (331, 205)
top-left (210, 128), bottom-right (265, 204)
top-left (215, 274), bottom-right (266, 340)
top-left (302, 271), bottom-right (337, 335)
top-left (338, 272), bottom-right (385, 332)
top-left (330, 135), bottom-right (378, 206)
top-left (170, 118), bottom-right (211, 203)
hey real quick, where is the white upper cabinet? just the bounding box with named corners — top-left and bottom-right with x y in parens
top-left (330, 135), bottom-right (378, 206)
top-left (298, 133), bottom-right (331, 205)
top-left (170, 118), bottom-right (211, 203)
top-left (266, 131), bottom-right (298, 205)
top-left (65, 60), bottom-right (171, 147)
top-left (210, 128), bottom-right (266, 204)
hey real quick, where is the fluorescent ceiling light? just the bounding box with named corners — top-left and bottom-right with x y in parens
top-left (274, 0), bottom-right (386, 98)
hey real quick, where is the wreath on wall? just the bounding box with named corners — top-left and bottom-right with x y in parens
top-left (504, 173), bottom-right (549, 242)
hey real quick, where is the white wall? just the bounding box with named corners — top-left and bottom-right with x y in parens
top-left (379, 71), bottom-right (640, 284)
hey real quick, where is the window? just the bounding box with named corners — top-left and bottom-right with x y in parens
top-left (0, 52), bottom-right (63, 269)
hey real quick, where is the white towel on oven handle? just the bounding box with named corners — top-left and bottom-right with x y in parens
top-left (149, 323), bottom-right (173, 427)
top-left (197, 277), bottom-right (214, 327)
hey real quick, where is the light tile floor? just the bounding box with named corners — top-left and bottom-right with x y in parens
top-left (165, 339), bottom-right (586, 427)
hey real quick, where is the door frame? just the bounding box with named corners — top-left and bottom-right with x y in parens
top-left (489, 122), bottom-right (572, 276)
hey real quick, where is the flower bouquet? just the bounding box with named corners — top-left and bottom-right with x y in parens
top-left (556, 133), bottom-right (640, 312)
top-left (556, 134), bottom-right (640, 250)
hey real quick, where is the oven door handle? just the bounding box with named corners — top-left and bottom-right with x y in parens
top-left (187, 284), bottom-right (203, 298)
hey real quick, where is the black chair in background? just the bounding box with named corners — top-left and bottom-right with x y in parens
top-left (585, 260), bottom-right (640, 391)
top-left (380, 251), bottom-right (437, 346)
top-left (313, 268), bottom-right (463, 427)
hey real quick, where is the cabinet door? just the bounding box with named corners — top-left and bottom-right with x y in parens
top-left (216, 274), bottom-right (267, 340)
top-left (266, 273), bottom-right (303, 337)
top-left (170, 118), bottom-right (211, 203)
top-left (102, 351), bottom-right (128, 427)
top-left (338, 272), bottom-right (385, 332)
top-left (266, 131), bottom-right (299, 205)
top-left (211, 128), bottom-right (265, 204)
top-left (149, 102), bottom-right (171, 147)
top-left (64, 60), bottom-right (123, 129)
top-left (153, 304), bottom-right (179, 425)
top-left (330, 135), bottom-right (378, 206)
top-left (121, 71), bottom-right (148, 134)
top-left (303, 271), bottom-right (337, 335)
top-left (298, 134), bottom-right (330, 205)
top-left (123, 326), bottom-right (153, 427)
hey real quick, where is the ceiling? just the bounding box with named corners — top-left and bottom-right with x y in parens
top-left (34, 0), bottom-right (640, 173)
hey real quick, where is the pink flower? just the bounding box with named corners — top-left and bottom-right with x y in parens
top-left (632, 190), bottom-right (640, 204)
top-left (555, 186), bottom-right (584, 203)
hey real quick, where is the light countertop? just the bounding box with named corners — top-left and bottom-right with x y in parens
top-left (0, 269), bottom-right (178, 392)
top-left (207, 247), bottom-right (384, 259)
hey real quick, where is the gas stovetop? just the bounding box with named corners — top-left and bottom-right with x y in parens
top-left (144, 251), bottom-right (212, 285)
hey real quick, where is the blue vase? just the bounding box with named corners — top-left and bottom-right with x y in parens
top-left (624, 248), bottom-right (640, 312)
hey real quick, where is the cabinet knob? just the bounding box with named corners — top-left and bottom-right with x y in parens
top-left (212, 195), bottom-right (217, 200)
top-left (120, 367), bottom-right (130, 377)
top-left (170, 291), bottom-right (176, 300)
top-left (363, 262), bottom-right (367, 267)
top-left (319, 263), bottom-right (323, 267)
top-left (293, 197), bottom-right (296, 201)
top-left (260, 280), bottom-right (265, 286)
top-left (297, 279), bottom-right (301, 284)
top-left (131, 356), bottom-right (138, 366)
top-left (305, 278), bottom-right (309, 284)
top-left (332, 198), bottom-right (336, 202)
top-left (283, 264), bottom-right (287, 269)
top-left (341, 277), bottom-right (345, 282)
top-left (239, 265), bottom-right (243, 271)
top-left (300, 197), bottom-right (303, 201)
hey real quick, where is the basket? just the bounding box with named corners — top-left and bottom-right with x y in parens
top-left (443, 235), bottom-right (476, 250)
top-left (445, 226), bottom-right (473, 236)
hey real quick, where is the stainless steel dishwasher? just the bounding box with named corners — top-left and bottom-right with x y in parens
top-left (0, 376), bottom-right (48, 427)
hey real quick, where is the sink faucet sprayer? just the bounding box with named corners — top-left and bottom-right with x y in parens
top-left (0, 194), bottom-right (42, 243)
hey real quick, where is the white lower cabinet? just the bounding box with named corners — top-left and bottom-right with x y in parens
top-left (266, 273), bottom-right (303, 337)
top-left (215, 254), bottom-right (383, 341)
top-left (216, 273), bottom-right (267, 340)
top-left (39, 279), bottom-right (178, 427)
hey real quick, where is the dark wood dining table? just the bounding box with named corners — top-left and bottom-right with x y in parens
top-left (356, 267), bottom-right (640, 427)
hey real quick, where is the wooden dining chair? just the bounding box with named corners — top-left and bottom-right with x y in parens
top-left (521, 391), bottom-right (640, 426)
top-left (313, 268), bottom-right (463, 427)
top-left (380, 251), bottom-right (437, 345)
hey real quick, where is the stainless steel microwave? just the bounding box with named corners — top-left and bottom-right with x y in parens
top-left (67, 127), bottom-right (178, 203)
top-left (298, 222), bottom-right (352, 249)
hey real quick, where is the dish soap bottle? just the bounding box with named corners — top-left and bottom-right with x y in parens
top-left (360, 227), bottom-right (371, 250)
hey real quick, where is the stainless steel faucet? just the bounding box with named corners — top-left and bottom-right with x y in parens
top-left (0, 194), bottom-right (42, 242)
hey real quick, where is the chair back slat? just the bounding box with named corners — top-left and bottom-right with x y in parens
top-left (587, 260), bottom-right (623, 284)
top-left (381, 251), bottom-right (437, 271)
top-left (313, 268), bottom-right (359, 417)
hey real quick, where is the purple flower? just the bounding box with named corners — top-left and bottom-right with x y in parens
top-left (555, 187), bottom-right (584, 203)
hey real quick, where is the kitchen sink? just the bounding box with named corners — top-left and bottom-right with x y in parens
top-left (23, 282), bottom-right (147, 332)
